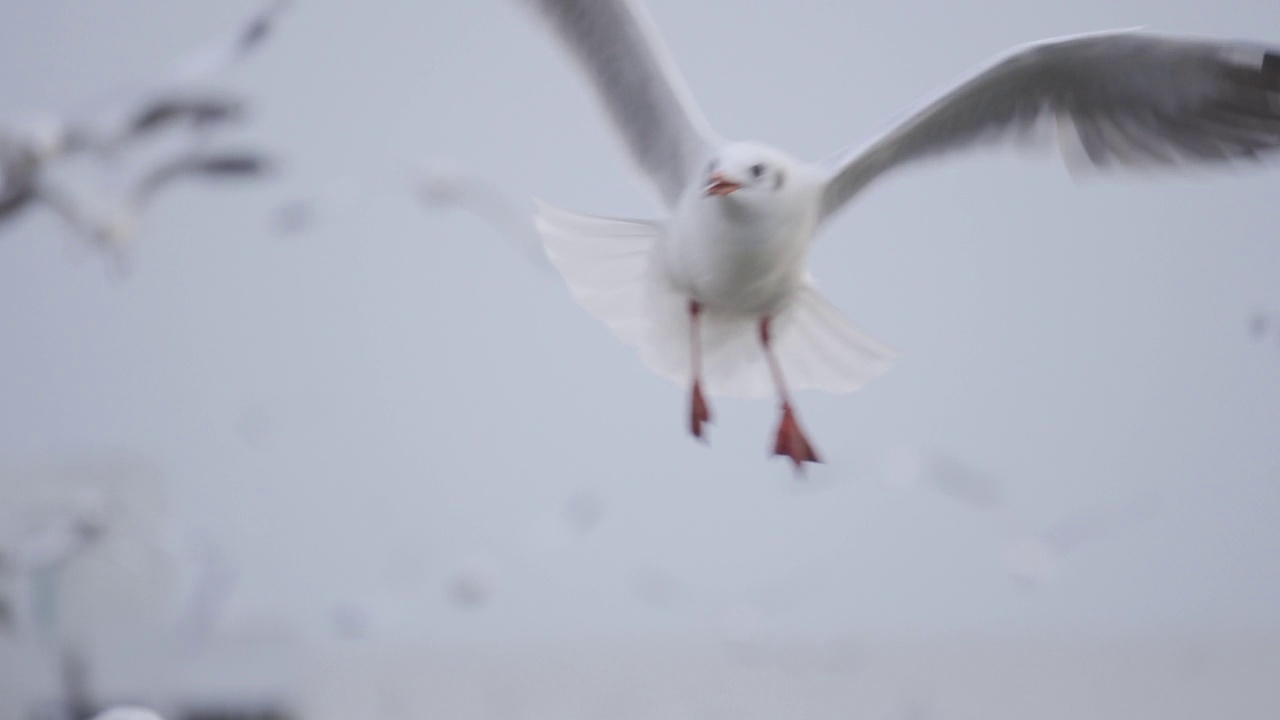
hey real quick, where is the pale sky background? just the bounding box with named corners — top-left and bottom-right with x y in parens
top-left (1, 0), bottom-right (1279, 647)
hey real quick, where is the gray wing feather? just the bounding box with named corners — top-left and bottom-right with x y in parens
top-left (130, 149), bottom-right (274, 209)
top-left (516, 0), bottom-right (720, 208)
top-left (818, 30), bottom-right (1280, 221)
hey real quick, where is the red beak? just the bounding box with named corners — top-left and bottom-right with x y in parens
top-left (704, 172), bottom-right (741, 196)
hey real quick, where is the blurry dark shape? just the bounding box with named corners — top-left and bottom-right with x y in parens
top-left (124, 93), bottom-right (246, 139)
top-left (1249, 309), bottom-right (1269, 338)
top-left (446, 560), bottom-right (497, 609)
top-left (180, 706), bottom-right (293, 720)
top-left (415, 165), bottom-right (553, 271)
top-left (877, 445), bottom-right (1004, 510)
top-left (921, 454), bottom-right (1005, 511)
top-left (60, 646), bottom-right (97, 720)
top-left (0, 594), bottom-right (11, 634)
top-left (269, 199), bottom-right (314, 236)
top-left (0, 124), bottom-right (87, 236)
top-left (329, 603), bottom-right (369, 640)
top-left (266, 176), bottom-right (374, 237)
top-left (0, 182), bottom-right (36, 225)
top-left (629, 565), bottom-right (684, 610)
top-left (132, 150), bottom-right (274, 199)
top-left (562, 489), bottom-right (604, 535)
top-left (1249, 308), bottom-right (1271, 340)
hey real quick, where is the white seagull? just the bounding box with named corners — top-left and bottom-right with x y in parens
top-left (513, 0), bottom-right (1280, 470)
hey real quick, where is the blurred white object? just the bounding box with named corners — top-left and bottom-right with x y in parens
top-left (415, 165), bottom-right (552, 271)
top-left (0, 454), bottom-right (174, 653)
top-left (89, 705), bottom-right (165, 720)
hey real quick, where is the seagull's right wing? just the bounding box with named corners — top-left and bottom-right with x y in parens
top-left (514, 0), bottom-right (721, 209)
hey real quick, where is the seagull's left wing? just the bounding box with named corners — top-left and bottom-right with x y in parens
top-left (129, 148), bottom-right (275, 209)
top-left (816, 30), bottom-right (1280, 222)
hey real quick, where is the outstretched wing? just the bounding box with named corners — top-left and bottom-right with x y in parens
top-left (129, 148), bottom-right (275, 209)
top-left (168, 0), bottom-right (293, 82)
top-left (817, 30), bottom-right (1280, 221)
top-left (514, 0), bottom-right (721, 209)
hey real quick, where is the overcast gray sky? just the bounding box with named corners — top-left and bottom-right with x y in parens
top-left (1, 0), bottom-right (1279, 645)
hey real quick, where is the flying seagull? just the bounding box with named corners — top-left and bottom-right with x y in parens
top-left (512, 0), bottom-right (1280, 470)
top-left (13, 0), bottom-right (291, 162)
top-left (0, 0), bottom-right (289, 248)
top-left (83, 147), bottom-right (275, 269)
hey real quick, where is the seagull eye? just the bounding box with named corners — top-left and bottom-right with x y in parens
top-left (750, 163), bottom-right (766, 178)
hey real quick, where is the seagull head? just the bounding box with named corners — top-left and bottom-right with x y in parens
top-left (702, 142), bottom-right (796, 200)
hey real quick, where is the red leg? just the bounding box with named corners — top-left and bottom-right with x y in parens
top-left (759, 317), bottom-right (821, 471)
top-left (689, 300), bottom-right (712, 440)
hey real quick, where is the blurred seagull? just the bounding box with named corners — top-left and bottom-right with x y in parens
top-left (0, 0), bottom-right (289, 256)
top-left (511, 0), bottom-right (1280, 470)
top-left (76, 147), bottom-right (276, 271)
top-left (0, 487), bottom-right (109, 575)
top-left (64, 0), bottom-right (291, 157)
top-left (5, 0), bottom-right (290, 164)
top-left (168, 0), bottom-right (292, 84)
top-left (416, 165), bottom-right (553, 271)
top-left (876, 446), bottom-right (1158, 588)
